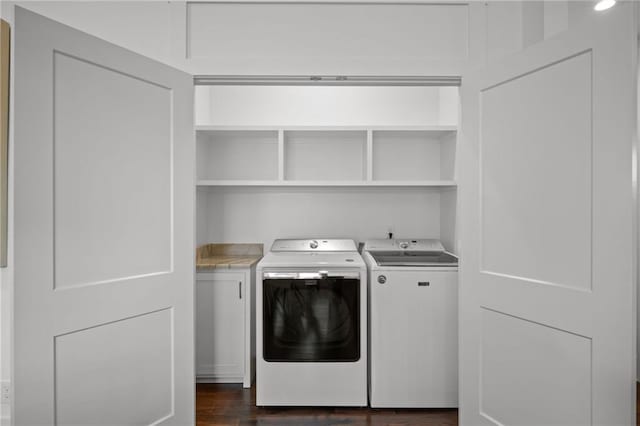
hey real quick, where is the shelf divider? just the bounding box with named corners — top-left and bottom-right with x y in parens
top-left (366, 130), bottom-right (373, 181)
top-left (277, 130), bottom-right (285, 181)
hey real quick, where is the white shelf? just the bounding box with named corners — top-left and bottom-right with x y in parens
top-left (197, 130), bottom-right (278, 181)
top-left (197, 124), bottom-right (456, 133)
top-left (372, 129), bottom-right (456, 181)
top-left (196, 126), bottom-right (458, 187)
top-left (284, 130), bottom-right (367, 181)
top-left (197, 180), bottom-right (457, 187)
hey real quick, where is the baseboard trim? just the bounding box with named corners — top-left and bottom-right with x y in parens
top-left (197, 376), bottom-right (243, 384)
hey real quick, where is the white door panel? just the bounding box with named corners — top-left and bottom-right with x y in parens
top-left (480, 309), bottom-right (591, 426)
top-left (55, 309), bottom-right (174, 426)
top-left (460, 4), bottom-right (636, 425)
top-left (481, 51), bottom-right (591, 291)
top-left (53, 51), bottom-right (172, 289)
top-left (14, 7), bottom-right (195, 425)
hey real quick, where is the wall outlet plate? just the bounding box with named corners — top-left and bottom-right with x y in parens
top-left (1, 382), bottom-right (9, 403)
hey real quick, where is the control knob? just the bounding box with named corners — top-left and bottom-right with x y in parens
top-left (309, 240), bottom-right (319, 249)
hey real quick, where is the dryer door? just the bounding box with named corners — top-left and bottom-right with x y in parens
top-left (262, 275), bottom-right (360, 362)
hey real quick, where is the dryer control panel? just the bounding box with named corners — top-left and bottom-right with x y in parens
top-left (271, 239), bottom-right (358, 252)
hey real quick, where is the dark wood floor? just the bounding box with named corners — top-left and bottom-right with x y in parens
top-left (196, 384), bottom-right (457, 426)
top-left (198, 382), bottom-right (640, 425)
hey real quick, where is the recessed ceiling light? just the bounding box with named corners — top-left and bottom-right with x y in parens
top-left (594, 0), bottom-right (616, 11)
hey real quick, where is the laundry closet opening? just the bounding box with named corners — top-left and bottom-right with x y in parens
top-left (193, 80), bottom-right (461, 391)
top-left (194, 82), bottom-right (460, 251)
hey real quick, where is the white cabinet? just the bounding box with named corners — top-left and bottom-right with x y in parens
top-left (196, 269), bottom-right (255, 387)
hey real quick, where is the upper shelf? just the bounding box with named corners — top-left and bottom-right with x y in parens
top-left (196, 180), bottom-right (457, 187)
top-left (196, 125), bottom-right (457, 130)
top-left (196, 126), bottom-right (458, 187)
top-left (196, 124), bottom-right (457, 135)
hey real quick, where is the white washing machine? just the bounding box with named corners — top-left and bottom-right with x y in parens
top-left (256, 239), bottom-right (367, 406)
top-left (363, 239), bottom-right (458, 408)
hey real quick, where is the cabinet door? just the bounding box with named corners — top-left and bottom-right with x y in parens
top-left (196, 272), bottom-right (245, 380)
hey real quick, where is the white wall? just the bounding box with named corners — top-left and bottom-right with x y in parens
top-left (198, 187), bottom-right (442, 250)
top-left (637, 44), bottom-right (640, 383)
top-left (486, 1), bottom-right (597, 63)
top-left (196, 85), bottom-right (458, 127)
top-left (0, 3), bottom-right (14, 424)
top-left (9, 1), bottom-right (479, 75)
top-left (7, 1), bottom-right (602, 75)
top-left (180, 2), bottom-right (474, 76)
top-left (12, 1), bottom-right (173, 65)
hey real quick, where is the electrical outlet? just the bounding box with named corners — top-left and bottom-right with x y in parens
top-left (1, 382), bottom-right (9, 404)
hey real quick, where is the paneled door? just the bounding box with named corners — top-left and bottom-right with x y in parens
top-left (14, 7), bottom-right (194, 425)
top-left (459, 4), bottom-right (636, 425)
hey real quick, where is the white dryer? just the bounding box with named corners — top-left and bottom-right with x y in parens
top-left (363, 239), bottom-right (458, 408)
top-left (256, 239), bottom-right (367, 406)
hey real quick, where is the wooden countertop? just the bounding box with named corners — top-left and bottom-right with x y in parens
top-left (196, 243), bottom-right (263, 271)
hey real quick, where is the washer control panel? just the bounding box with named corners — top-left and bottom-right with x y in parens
top-left (364, 239), bottom-right (445, 253)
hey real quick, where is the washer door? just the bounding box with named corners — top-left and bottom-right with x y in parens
top-left (262, 276), bottom-right (360, 362)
